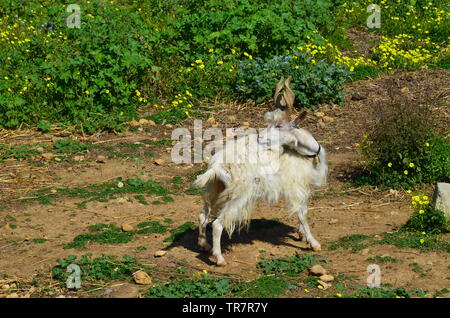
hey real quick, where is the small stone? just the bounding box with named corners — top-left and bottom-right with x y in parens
top-left (154, 159), bottom-right (164, 165)
top-left (314, 112), bottom-right (325, 118)
top-left (117, 181), bottom-right (124, 188)
top-left (121, 223), bottom-right (134, 232)
top-left (206, 117), bottom-right (216, 124)
top-left (41, 153), bottom-right (54, 159)
top-left (154, 250), bottom-right (167, 257)
top-left (227, 115), bottom-right (236, 121)
top-left (36, 146), bottom-right (44, 152)
top-left (73, 155), bottom-right (85, 162)
top-left (2, 284), bottom-right (10, 290)
top-left (310, 265), bottom-right (327, 276)
top-left (329, 218), bottom-right (338, 225)
top-left (319, 274), bottom-right (334, 282)
top-left (322, 116), bottom-right (334, 123)
top-left (1, 224), bottom-right (13, 231)
top-left (361, 248), bottom-right (370, 255)
top-left (132, 271), bottom-right (152, 285)
top-left (54, 157), bottom-right (62, 162)
top-left (96, 155), bottom-right (107, 163)
top-left (50, 189), bottom-right (57, 193)
top-left (351, 93), bottom-right (367, 101)
top-left (400, 87), bottom-right (410, 94)
top-left (129, 120), bottom-right (140, 127)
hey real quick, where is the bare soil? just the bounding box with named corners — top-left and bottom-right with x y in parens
top-left (0, 69), bottom-right (449, 298)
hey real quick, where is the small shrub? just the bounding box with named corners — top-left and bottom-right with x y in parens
top-left (403, 194), bottom-right (449, 234)
top-left (360, 94), bottom-right (449, 188)
top-left (236, 50), bottom-right (350, 107)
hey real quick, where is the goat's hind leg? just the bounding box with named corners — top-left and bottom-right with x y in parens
top-left (296, 204), bottom-right (321, 251)
top-left (198, 203), bottom-right (211, 251)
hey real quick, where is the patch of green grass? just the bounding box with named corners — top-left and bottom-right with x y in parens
top-left (163, 222), bottom-right (196, 243)
top-left (135, 246), bottom-right (147, 252)
top-left (146, 274), bottom-right (233, 298)
top-left (342, 285), bottom-right (427, 298)
top-left (433, 288), bottom-right (449, 298)
top-left (256, 253), bottom-right (317, 277)
top-left (52, 253), bottom-right (146, 288)
top-left (378, 231), bottom-right (450, 252)
top-left (32, 238), bottom-right (48, 244)
top-left (24, 175), bottom-right (170, 207)
top-left (329, 234), bottom-right (371, 252)
top-left (135, 221), bottom-right (168, 234)
top-left (330, 231), bottom-right (450, 253)
top-left (234, 276), bottom-right (288, 298)
top-left (366, 255), bottom-right (402, 264)
top-left (0, 144), bottom-right (42, 160)
top-left (64, 221), bottom-right (168, 249)
top-left (134, 195), bottom-right (149, 205)
top-left (5, 215), bottom-right (16, 222)
top-left (144, 108), bottom-right (188, 125)
top-left (53, 137), bottom-right (94, 155)
top-left (185, 187), bottom-right (203, 196)
top-left (349, 65), bottom-right (381, 81)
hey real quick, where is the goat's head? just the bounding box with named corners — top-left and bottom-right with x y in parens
top-left (258, 77), bottom-right (321, 158)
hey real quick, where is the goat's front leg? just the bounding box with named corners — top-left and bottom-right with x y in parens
top-left (198, 204), bottom-right (211, 251)
top-left (212, 219), bottom-right (226, 266)
top-left (296, 204), bottom-right (321, 251)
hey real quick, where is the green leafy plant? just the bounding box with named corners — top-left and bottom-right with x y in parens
top-left (360, 96), bottom-right (450, 188)
top-left (52, 253), bottom-right (146, 286)
top-left (236, 50), bottom-right (350, 107)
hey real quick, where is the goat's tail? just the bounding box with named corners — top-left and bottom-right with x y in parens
top-left (194, 166), bottom-right (231, 189)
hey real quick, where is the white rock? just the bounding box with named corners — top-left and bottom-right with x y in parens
top-left (310, 265), bottom-right (327, 276)
top-left (433, 183), bottom-right (450, 218)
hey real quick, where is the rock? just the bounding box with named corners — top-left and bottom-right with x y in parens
top-left (329, 218), bottom-right (338, 225)
top-left (319, 274), bottom-right (334, 282)
top-left (96, 155), bottom-right (107, 163)
top-left (129, 120), bottom-right (140, 127)
top-left (310, 265), bottom-right (327, 276)
top-left (132, 271), bottom-right (152, 285)
top-left (54, 157), bottom-right (62, 162)
top-left (121, 223), bottom-right (134, 232)
top-left (433, 183), bottom-right (450, 218)
top-left (41, 153), bottom-right (54, 160)
top-left (314, 112), bottom-right (325, 118)
top-left (322, 116), bottom-right (334, 123)
top-left (206, 117), bottom-right (216, 124)
top-left (73, 155), bottom-right (84, 162)
top-left (351, 93), bottom-right (367, 101)
top-left (361, 248), bottom-right (370, 255)
top-left (400, 87), bottom-right (410, 94)
top-left (36, 146), bottom-right (44, 152)
top-left (1, 224), bottom-right (13, 231)
top-left (154, 159), bottom-right (164, 165)
top-left (117, 181), bottom-right (124, 188)
top-left (154, 250), bottom-right (167, 257)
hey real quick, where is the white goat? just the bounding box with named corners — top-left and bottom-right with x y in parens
top-left (194, 77), bottom-right (328, 266)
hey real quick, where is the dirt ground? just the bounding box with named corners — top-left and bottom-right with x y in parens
top-left (0, 69), bottom-right (449, 298)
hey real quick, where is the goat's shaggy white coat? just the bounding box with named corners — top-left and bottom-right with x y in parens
top-left (194, 110), bottom-right (328, 265)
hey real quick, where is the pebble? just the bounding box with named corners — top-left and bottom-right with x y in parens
top-left (310, 264), bottom-right (327, 276)
top-left (322, 116), bottom-right (334, 123)
top-left (133, 271), bottom-right (152, 285)
top-left (154, 159), bottom-right (165, 165)
top-left (121, 223), bottom-right (134, 232)
top-left (96, 155), bottom-right (107, 163)
top-left (319, 274), bottom-right (334, 282)
top-left (154, 250), bottom-right (167, 257)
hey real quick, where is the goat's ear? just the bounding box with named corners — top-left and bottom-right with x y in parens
top-left (274, 77), bottom-right (285, 109)
top-left (292, 111), bottom-right (307, 127)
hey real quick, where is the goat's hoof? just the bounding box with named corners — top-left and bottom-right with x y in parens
top-left (312, 245), bottom-right (322, 252)
top-left (216, 260), bottom-right (227, 267)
